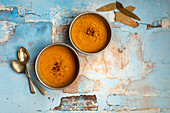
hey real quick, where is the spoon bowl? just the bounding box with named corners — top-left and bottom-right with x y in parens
top-left (11, 60), bottom-right (26, 73)
top-left (18, 47), bottom-right (30, 63)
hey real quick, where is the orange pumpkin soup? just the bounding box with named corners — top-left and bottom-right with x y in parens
top-left (71, 14), bottom-right (108, 53)
top-left (38, 45), bottom-right (77, 87)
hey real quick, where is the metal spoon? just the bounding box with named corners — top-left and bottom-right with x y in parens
top-left (18, 47), bottom-right (36, 94)
top-left (11, 60), bottom-right (47, 95)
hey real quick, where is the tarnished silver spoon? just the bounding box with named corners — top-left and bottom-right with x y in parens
top-left (18, 47), bottom-right (36, 94)
top-left (11, 60), bottom-right (47, 95)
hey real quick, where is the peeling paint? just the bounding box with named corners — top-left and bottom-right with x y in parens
top-left (0, 5), bottom-right (13, 11)
top-left (53, 25), bottom-right (70, 43)
top-left (104, 94), bottom-right (169, 112)
top-left (125, 84), bottom-right (161, 96)
top-left (162, 17), bottom-right (170, 30)
top-left (54, 95), bottom-right (98, 111)
top-left (108, 12), bottom-right (115, 22)
top-left (144, 17), bottom-right (170, 30)
top-left (78, 39), bottom-right (130, 78)
top-left (76, 33), bottom-right (154, 93)
top-left (104, 107), bottom-right (161, 113)
top-left (50, 9), bottom-right (78, 25)
top-left (0, 21), bottom-right (17, 44)
top-left (63, 75), bottom-right (100, 93)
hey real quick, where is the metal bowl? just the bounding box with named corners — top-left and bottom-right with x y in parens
top-left (35, 43), bottom-right (80, 90)
top-left (69, 12), bottom-right (112, 55)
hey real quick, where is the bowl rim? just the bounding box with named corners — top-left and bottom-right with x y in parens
top-left (35, 43), bottom-right (80, 90)
top-left (69, 11), bottom-right (112, 55)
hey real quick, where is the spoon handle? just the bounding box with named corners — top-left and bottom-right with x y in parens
top-left (25, 72), bottom-right (47, 95)
top-left (26, 65), bottom-right (36, 94)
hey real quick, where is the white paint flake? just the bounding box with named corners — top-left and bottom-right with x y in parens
top-left (0, 21), bottom-right (17, 43)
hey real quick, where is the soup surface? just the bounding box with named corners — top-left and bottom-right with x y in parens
top-left (38, 45), bottom-right (77, 88)
top-left (71, 14), bottom-right (108, 53)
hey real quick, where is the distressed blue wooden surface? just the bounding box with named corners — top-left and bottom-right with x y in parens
top-left (0, 0), bottom-right (170, 113)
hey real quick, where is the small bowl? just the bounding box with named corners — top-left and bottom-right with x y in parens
top-left (35, 43), bottom-right (80, 90)
top-left (69, 12), bottom-right (112, 55)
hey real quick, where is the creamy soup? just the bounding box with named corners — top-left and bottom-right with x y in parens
top-left (38, 45), bottom-right (77, 88)
top-left (71, 14), bottom-right (108, 53)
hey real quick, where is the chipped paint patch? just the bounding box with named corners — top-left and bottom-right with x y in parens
top-left (63, 75), bottom-right (100, 93)
top-left (54, 95), bottom-right (98, 111)
top-left (52, 25), bottom-right (70, 43)
top-left (50, 10), bottom-right (78, 25)
top-left (79, 40), bottom-right (130, 78)
top-left (51, 25), bottom-right (56, 43)
top-left (104, 107), bottom-right (161, 113)
top-left (0, 21), bottom-right (17, 44)
top-left (25, 19), bottom-right (48, 23)
top-left (78, 33), bottom-right (153, 87)
top-left (0, 5), bottom-right (6, 10)
top-left (108, 12), bottom-right (115, 22)
top-left (125, 84), bottom-right (160, 96)
top-left (0, 5), bottom-right (13, 11)
top-left (162, 17), bottom-right (170, 30)
top-left (145, 17), bottom-right (170, 30)
top-left (104, 94), bottom-right (169, 112)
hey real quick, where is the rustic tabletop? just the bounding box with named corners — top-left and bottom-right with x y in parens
top-left (0, 0), bottom-right (170, 113)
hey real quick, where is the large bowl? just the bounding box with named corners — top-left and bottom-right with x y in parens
top-left (69, 12), bottom-right (112, 55)
top-left (35, 43), bottom-right (80, 90)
